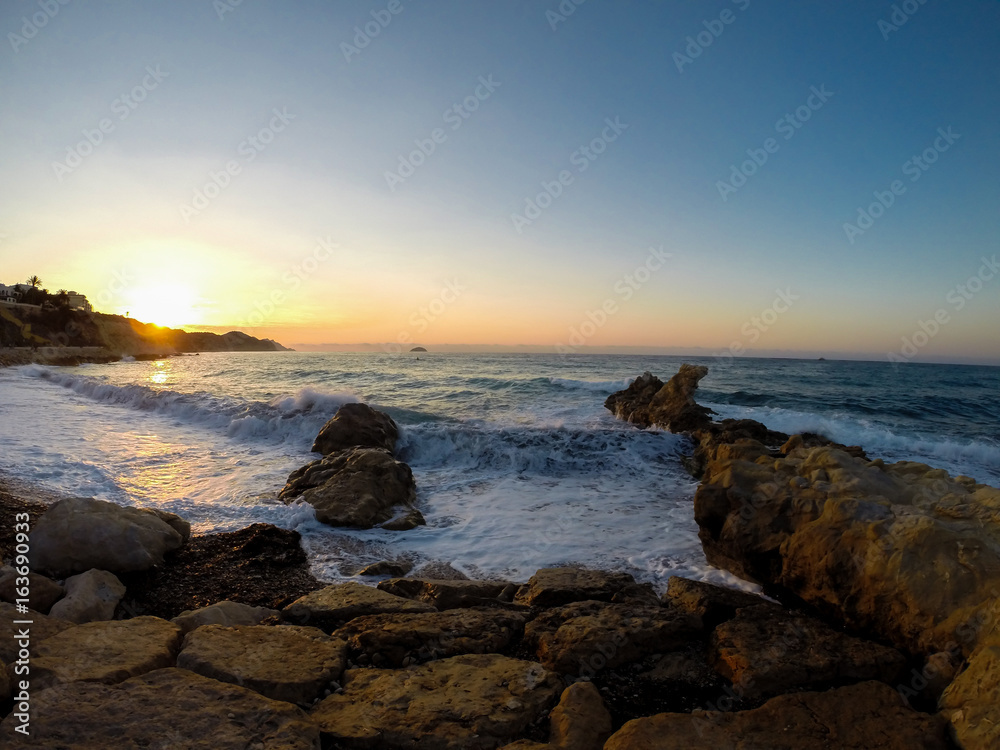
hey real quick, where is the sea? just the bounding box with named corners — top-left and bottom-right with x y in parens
top-left (1, 353), bottom-right (997, 593)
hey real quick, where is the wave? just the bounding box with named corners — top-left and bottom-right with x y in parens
top-left (548, 376), bottom-right (633, 393)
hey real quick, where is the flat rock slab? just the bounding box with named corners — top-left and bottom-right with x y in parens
top-left (335, 607), bottom-right (528, 667)
top-left (0, 667), bottom-right (320, 749)
top-left (604, 681), bottom-right (949, 749)
top-left (171, 600), bottom-right (280, 634)
top-left (0, 603), bottom-right (72, 662)
top-left (710, 605), bottom-right (907, 699)
top-left (663, 576), bottom-right (768, 628)
top-left (514, 567), bottom-right (639, 608)
top-left (283, 581), bottom-right (434, 629)
top-left (177, 624), bottom-right (346, 704)
top-left (30, 616), bottom-right (182, 690)
top-left (524, 600), bottom-right (701, 677)
top-left (310, 653), bottom-right (562, 750)
top-left (29, 496), bottom-right (184, 576)
top-left (377, 578), bottom-right (516, 609)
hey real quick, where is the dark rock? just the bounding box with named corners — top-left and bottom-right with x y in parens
top-left (604, 365), bottom-right (715, 432)
top-left (377, 578), bottom-right (517, 610)
top-left (0, 567), bottom-right (64, 614)
top-left (311, 402), bottom-right (398, 455)
top-left (358, 560), bottom-right (413, 577)
top-left (515, 567), bottom-right (638, 608)
top-left (663, 576), bottom-right (769, 629)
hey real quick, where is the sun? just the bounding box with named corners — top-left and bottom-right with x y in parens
top-left (121, 284), bottom-right (199, 328)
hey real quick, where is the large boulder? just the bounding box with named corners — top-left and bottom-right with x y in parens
top-left (0, 667), bottom-right (320, 749)
top-left (48, 569), bottom-right (126, 624)
top-left (502, 681), bottom-right (613, 750)
top-left (29, 497), bottom-right (185, 576)
top-left (0, 567), bottom-right (64, 614)
top-left (710, 605), bottom-right (907, 699)
top-left (283, 581), bottom-right (434, 630)
top-left (939, 627), bottom-right (1000, 750)
top-left (377, 577), bottom-right (517, 610)
top-left (310, 654), bottom-right (562, 749)
top-left (524, 600), bottom-right (701, 677)
top-left (29, 616), bottom-right (182, 690)
top-left (171, 600), bottom-right (280, 634)
top-left (311, 402), bottom-right (399, 455)
top-left (514, 567), bottom-right (645, 608)
top-left (604, 681), bottom-right (949, 749)
top-left (278, 447), bottom-right (422, 529)
top-left (604, 365), bottom-right (715, 432)
top-left (695, 444), bottom-right (1000, 657)
top-left (177, 624), bottom-right (346, 704)
top-left (663, 576), bottom-right (768, 628)
top-left (334, 607), bottom-right (528, 667)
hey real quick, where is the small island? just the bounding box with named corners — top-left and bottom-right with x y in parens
top-left (410, 346), bottom-right (427, 352)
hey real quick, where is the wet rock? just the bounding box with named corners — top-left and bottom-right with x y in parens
top-left (411, 561), bottom-right (470, 580)
top-left (30, 616), bottom-right (181, 690)
top-left (604, 365), bottom-right (715, 432)
top-left (0, 602), bottom-right (72, 662)
top-left (0, 659), bottom-right (10, 702)
top-left (29, 497), bottom-right (185, 576)
top-left (939, 630), bottom-right (1000, 750)
top-left (604, 681), bottom-right (949, 749)
top-left (377, 577), bottom-right (517, 609)
top-left (334, 607), bottom-right (527, 667)
top-left (310, 654), bottom-right (562, 750)
top-left (0, 567), bottom-right (64, 614)
top-left (0, 667), bottom-right (320, 749)
top-left (515, 567), bottom-right (639, 608)
top-left (501, 681), bottom-right (612, 750)
top-left (311, 401), bottom-right (399, 455)
top-left (177, 624), bottom-right (346, 704)
top-left (283, 581), bottom-right (434, 630)
top-left (170, 600), bottom-right (280, 634)
top-left (357, 560), bottom-right (413, 577)
top-left (48, 569), bottom-right (125, 624)
top-left (662, 576), bottom-right (769, 629)
top-left (524, 600), bottom-right (701, 677)
top-left (278, 447), bottom-right (420, 529)
top-left (710, 605), bottom-right (907, 699)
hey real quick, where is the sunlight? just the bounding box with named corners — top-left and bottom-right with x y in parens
top-left (122, 283), bottom-right (199, 328)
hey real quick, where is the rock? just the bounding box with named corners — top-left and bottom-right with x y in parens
top-left (0, 602), bottom-right (72, 662)
top-left (515, 567), bottom-right (638, 608)
top-left (30, 616), bottom-right (181, 690)
top-left (48, 569), bottom-right (126, 624)
top-left (604, 681), bottom-right (949, 749)
top-left (411, 560), bottom-right (470, 580)
top-left (0, 659), bottom-right (10, 702)
top-left (0, 667), bottom-right (321, 748)
top-left (118, 522), bottom-right (319, 619)
top-left (29, 497), bottom-right (185, 576)
top-left (939, 633), bottom-right (1000, 750)
top-left (278, 447), bottom-right (421, 529)
top-left (710, 605), bottom-right (907, 699)
top-left (662, 576), bottom-right (768, 628)
top-left (177, 624), bottom-right (346, 704)
top-left (524, 600), bottom-right (701, 677)
top-left (0, 566), bottom-right (64, 614)
top-left (604, 365), bottom-right (715, 432)
top-left (334, 607), bottom-right (528, 667)
top-left (357, 560), bottom-right (413, 577)
top-left (548, 681), bottom-right (613, 750)
top-left (379, 507), bottom-right (427, 530)
top-left (171, 600), bottom-right (280, 634)
top-left (311, 401), bottom-right (399, 455)
top-left (145, 508), bottom-right (192, 543)
top-left (377, 577), bottom-right (517, 609)
top-left (695, 443), bottom-right (1000, 656)
top-left (283, 581), bottom-right (434, 630)
top-left (310, 654), bottom-right (562, 749)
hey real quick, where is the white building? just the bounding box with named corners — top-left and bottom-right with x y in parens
top-left (65, 291), bottom-right (92, 312)
top-left (0, 283), bottom-right (21, 304)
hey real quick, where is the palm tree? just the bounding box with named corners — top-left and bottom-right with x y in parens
top-left (27, 275), bottom-right (41, 288)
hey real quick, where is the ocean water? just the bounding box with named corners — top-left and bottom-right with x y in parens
top-left (1, 353), bottom-right (997, 593)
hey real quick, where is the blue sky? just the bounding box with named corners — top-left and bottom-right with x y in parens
top-left (1, 0), bottom-right (998, 362)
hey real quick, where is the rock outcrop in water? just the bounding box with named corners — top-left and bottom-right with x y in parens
top-left (311, 401), bottom-right (400, 455)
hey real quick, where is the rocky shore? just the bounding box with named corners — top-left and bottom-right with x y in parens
top-left (1, 366), bottom-right (996, 748)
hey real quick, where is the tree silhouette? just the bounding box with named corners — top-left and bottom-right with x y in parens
top-left (27, 275), bottom-right (42, 288)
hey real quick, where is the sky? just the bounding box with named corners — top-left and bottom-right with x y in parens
top-left (1, 0), bottom-right (998, 363)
